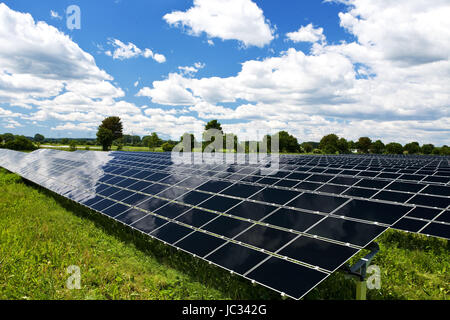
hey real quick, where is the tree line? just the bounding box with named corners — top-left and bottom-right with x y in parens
top-left (1, 117), bottom-right (449, 155)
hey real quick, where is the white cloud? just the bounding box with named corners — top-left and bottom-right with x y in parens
top-left (105, 38), bottom-right (166, 63)
top-left (286, 24), bottom-right (326, 43)
top-left (163, 0), bottom-right (275, 47)
top-left (178, 62), bottom-right (205, 76)
top-left (140, 0), bottom-right (450, 144)
top-left (0, 3), bottom-right (191, 139)
top-left (50, 10), bottom-right (62, 20)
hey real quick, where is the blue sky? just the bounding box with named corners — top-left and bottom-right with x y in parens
top-left (0, 0), bottom-right (449, 144)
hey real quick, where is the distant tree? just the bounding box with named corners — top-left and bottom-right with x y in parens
top-left (143, 132), bottom-right (162, 151)
top-left (69, 140), bottom-right (77, 151)
top-left (2, 133), bottom-right (14, 143)
top-left (319, 134), bottom-right (339, 154)
top-left (277, 131), bottom-right (300, 153)
top-left (162, 142), bottom-right (175, 152)
top-left (204, 120), bottom-right (223, 133)
top-left (131, 135), bottom-right (141, 146)
top-left (441, 145), bottom-right (450, 156)
top-left (61, 138), bottom-right (69, 145)
top-left (421, 144), bottom-right (434, 155)
top-left (5, 136), bottom-right (36, 151)
top-left (357, 137), bottom-right (372, 153)
top-left (301, 142), bottom-right (313, 153)
top-left (385, 142), bottom-right (403, 154)
top-left (348, 140), bottom-right (356, 151)
top-left (34, 134), bottom-right (45, 143)
top-left (0, 134), bottom-right (3, 144)
top-left (432, 148), bottom-right (440, 155)
top-left (404, 142), bottom-right (420, 154)
top-left (370, 140), bottom-right (385, 154)
top-left (100, 117), bottom-right (123, 141)
top-left (96, 126), bottom-right (114, 151)
top-left (337, 138), bottom-right (349, 154)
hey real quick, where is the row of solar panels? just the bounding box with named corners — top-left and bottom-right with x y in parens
top-left (0, 149), bottom-right (448, 299)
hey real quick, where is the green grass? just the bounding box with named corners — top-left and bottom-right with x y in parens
top-left (0, 169), bottom-right (448, 300)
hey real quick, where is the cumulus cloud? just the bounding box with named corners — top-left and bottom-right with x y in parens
top-left (163, 0), bottom-right (275, 47)
top-left (0, 3), bottom-right (195, 139)
top-left (105, 39), bottom-right (166, 63)
top-left (50, 10), bottom-right (62, 20)
top-left (286, 24), bottom-right (326, 43)
top-left (140, 0), bottom-right (450, 144)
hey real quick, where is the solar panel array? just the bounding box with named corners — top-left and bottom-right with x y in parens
top-left (0, 149), bottom-right (448, 299)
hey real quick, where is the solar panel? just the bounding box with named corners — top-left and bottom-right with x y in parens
top-left (0, 149), bottom-right (449, 300)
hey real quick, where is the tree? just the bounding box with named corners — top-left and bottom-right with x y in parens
top-left (61, 138), bottom-right (69, 145)
top-left (162, 142), bottom-right (175, 152)
top-left (403, 142), bottom-right (420, 154)
top-left (69, 140), bottom-right (77, 151)
top-left (385, 142), bottom-right (403, 154)
top-left (277, 131), bottom-right (300, 153)
top-left (441, 145), bottom-right (450, 156)
top-left (34, 134), bottom-right (45, 143)
top-left (100, 117), bottom-right (123, 141)
top-left (432, 148), bottom-right (441, 155)
top-left (96, 126), bottom-right (114, 151)
top-left (348, 140), bottom-right (356, 152)
top-left (337, 138), bottom-right (349, 154)
top-left (204, 120), bottom-right (223, 133)
top-left (301, 142), bottom-right (313, 153)
top-left (2, 133), bottom-right (14, 143)
top-left (5, 136), bottom-right (36, 151)
top-left (370, 140), bottom-right (385, 154)
top-left (421, 144), bottom-right (434, 155)
top-left (357, 137), bottom-right (372, 153)
top-left (131, 135), bottom-right (141, 146)
top-left (319, 134), bottom-right (339, 154)
top-left (143, 132), bottom-right (162, 151)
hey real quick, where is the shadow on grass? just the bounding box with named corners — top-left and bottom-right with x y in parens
top-left (24, 179), bottom-right (282, 300)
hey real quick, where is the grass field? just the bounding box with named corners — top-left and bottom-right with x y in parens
top-left (0, 168), bottom-right (448, 300)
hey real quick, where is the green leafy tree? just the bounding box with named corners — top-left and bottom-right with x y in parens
top-left (404, 142), bottom-right (420, 154)
top-left (421, 144), bottom-right (434, 155)
top-left (5, 136), bottom-right (36, 151)
top-left (61, 138), bottom-right (69, 145)
top-left (131, 135), bottom-right (141, 146)
top-left (357, 137), bottom-right (372, 153)
top-left (319, 134), bottom-right (339, 154)
top-left (101, 117), bottom-right (123, 141)
top-left (432, 148), bottom-right (440, 155)
top-left (34, 134), bottom-right (45, 143)
top-left (301, 142), bottom-right (313, 153)
top-left (162, 142), bottom-right (175, 152)
top-left (370, 140), bottom-right (385, 154)
top-left (277, 131), bottom-right (300, 153)
top-left (440, 145), bottom-right (450, 155)
top-left (69, 140), bottom-right (77, 151)
top-left (385, 142), bottom-right (403, 154)
top-left (143, 132), bottom-right (162, 151)
top-left (2, 133), bottom-right (14, 143)
top-left (337, 138), bottom-right (349, 154)
top-left (96, 126), bottom-right (114, 151)
top-left (204, 120), bottom-right (223, 133)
